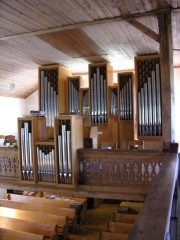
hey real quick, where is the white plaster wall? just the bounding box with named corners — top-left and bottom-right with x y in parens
top-left (25, 90), bottom-right (39, 114)
top-left (0, 96), bottom-right (26, 139)
top-left (0, 90), bottom-right (38, 141)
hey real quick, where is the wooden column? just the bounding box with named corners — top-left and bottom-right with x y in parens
top-left (158, 9), bottom-right (175, 148)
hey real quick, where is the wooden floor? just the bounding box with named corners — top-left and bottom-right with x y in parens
top-left (69, 199), bottom-right (119, 240)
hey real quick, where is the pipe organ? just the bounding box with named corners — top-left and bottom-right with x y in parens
top-left (57, 119), bottom-right (72, 184)
top-left (39, 64), bottom-right (72, 129)
top-left (109, 87), bottom-right (118, 117)
top-left (68, 77), bottom-right (80, 114)
top-left (15, 58), bottom-right (164, 189)
top-left (55, 115), bottom-right (83, 188)
top-left (20, 121), bottom-right (33, 181)
top-left (135, 56), bottom-right (162, 137)
top-left (40, 68), bottom-right (58, 127)
top-left (118, 73), bottom-right (133, 121)
top-left (89, 63), bottom-right (113, 125)
top-left (36, 144), bottom-right (55, 183)
top-left (18, 117), bottom-right (47, 183)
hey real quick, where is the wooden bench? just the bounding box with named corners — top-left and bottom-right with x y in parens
top-left (7, 194), bottom-right (87, 223)
top-left (112, 212), bottom-right (138, 223)
top-left (0, 228), bottom-right (46, 240)
top-left (7, 193), bottom-right (84, 226)
top-left (0, 216), bottom-right (57, 239)
top-left (0, 199), bottom-right (77, 232)
top-left (118, 201), bottom-right (143, 214)
top-left (8, 193), bottom-right (79, 208)
top-left (0, 206), bottom-right (68, 239)
top-left (99, 231), bottom-right (128, 240)
top-left (107, 221), bottom-right (133, 234)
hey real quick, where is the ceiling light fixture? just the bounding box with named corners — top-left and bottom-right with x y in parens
top-left (10, 69), bottom-right (16, 92)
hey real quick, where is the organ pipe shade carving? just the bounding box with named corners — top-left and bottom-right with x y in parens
top-left (90, 65), bottom-right (107, 125)
top-left (109, 88), bottom-right (118, 116)
top-left (20, 121), bottom-right (34, 181)
top-left (57, 120), bottom-right (72, 184)
top-left (136, 57), bottom-right (162, 136)
top-left (40, 69), bottom-right (58, 127)
top-left (36, 145), bottom-right (56, 183)
top-left (68, 78), bottom-right (80, 114)
top-left (118, 73), bottom-right (133, 120)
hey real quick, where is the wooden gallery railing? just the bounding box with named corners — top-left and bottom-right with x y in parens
top-left (0, 147), bottom-right (19, 178)
top-left (77, 149), bottom-right (166, 201)
top-left (129, 153), bottom-right (179, 240)
top-left (78, 149), bottom-right (179, 239)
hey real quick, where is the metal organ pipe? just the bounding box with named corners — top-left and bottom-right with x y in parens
top-left (36, 145), bottom-right (55, 183)
top-left (110, 89), bottom-right (117, 116)
top-left (82, 90), bottom-right (89, 116)
top-left (40, 70), bottom-right (58, 127)
top-left (119, 77), bottom-right (133, 121)
top-left (90, 67), bottom-right (107, 125)
top-left (68, 79), bottom-right (79, 114)
top-left (137, 60), bottom-right (162, 136)
top-left (20, 122), bottom-right (33, 181)
top-left (57, 120), bottom-right (72, 184)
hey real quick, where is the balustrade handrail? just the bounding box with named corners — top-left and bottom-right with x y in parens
top-left (128, 153), bottom-right (179, 240)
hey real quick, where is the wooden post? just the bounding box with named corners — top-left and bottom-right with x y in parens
top-left (158, 9), bottom-right (175, 148)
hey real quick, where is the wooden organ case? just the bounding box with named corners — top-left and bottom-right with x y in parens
top-left (135, 55), bottom-right (163, 150)
top-left (118, 72), bottom-right (135, 149)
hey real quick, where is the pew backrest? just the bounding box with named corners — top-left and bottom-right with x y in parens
top-left (112, 212), bottom-right (138, 223)
top-left (0, 216), bottom-right (57, 238)
top-left (0, 206), bottom-right (68, 238)
top-left (0, 198), bottom-right (76, 231)
top-left (107, 221), bottom-right (133, 234)
top-left (99, 231), bottom-right (128, 240)
top-left (8, 194), bottom-right (77, 208)
top-left (0, 228), bottom-right (46, 240)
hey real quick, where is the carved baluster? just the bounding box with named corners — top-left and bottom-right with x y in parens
top-left (143, 162), bottom-right (149, 184)
top-left (119, 161), bottom-right (124, 184)
top-left (129, 162), bottom-right (135, 184)
top-left (151, 161), bottom-right (156, 181)
top-left (0, 156), bottom-right (2, 175)
top-left (148, 162), bottom-right (153, 182)
top-left (133, 162), bottom-right (138, 182)
top-left (136, 162), bottom-right (142, 183)
top-left (113, 161), bottom-right (117, 183)
top-left (108, 159), bottom-right (114, 183)
top-left (155, 160), bottom-right (160, 175)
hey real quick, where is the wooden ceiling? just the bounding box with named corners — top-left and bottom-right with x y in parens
top-left (0, 0), bottom-right (180, 98)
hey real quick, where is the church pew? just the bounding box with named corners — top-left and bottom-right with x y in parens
top-left (7, 193), bottom-right (80, 208)
top-left (99, 231), bottom-right (128, 240)
top-left (120, 201), bottom-right (143, 210)
top-left (118, 201), bottom-right (143, 214)
top-left (0, 216), bottom-right (57, 239)
top-left (0, 199), bottom-right (77, 232)
top-left (0, 228), bottom-right (46, 240)
top-left (7, 193), bottom-right (84, 225)
top-left (107, 221), bottom-right (133, 234)
top-left (0, 206), bottom-right (68, 239)
top-left (112, 212), bottom-right (138, 223)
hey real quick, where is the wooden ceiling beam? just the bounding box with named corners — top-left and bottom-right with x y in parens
top-left (0, 9), bottom-right (160, 41)
top-left (0, 7), bottom-right (178, 43)
top-left (126, 18), bottom-right (159, 42)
